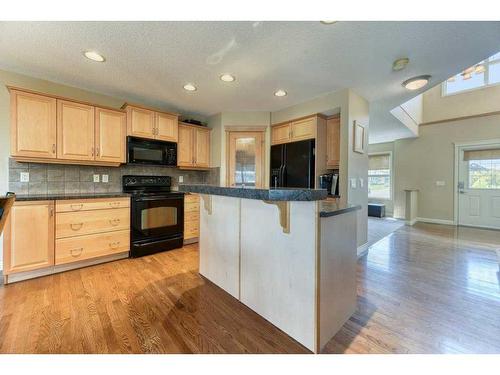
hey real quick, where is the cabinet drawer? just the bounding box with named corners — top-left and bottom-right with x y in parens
top-left (184, 202), bottom-right (200, 213)
top-left (56, 197), bottom-right (130, 212)
top-left (56, 208), bottom-right (130, 239)
top-left (55, 230), bottom-right (130, 265)
top-left (184, 211), bottom-right (199, 223)
top-left (184, 194), bottom-right (199, 204)
top-left (184, 221), bottom-right (199, 240)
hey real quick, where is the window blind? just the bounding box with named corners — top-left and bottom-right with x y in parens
top-left (463, 148), bottom-right (500, 161)
top-left (369, 154), bottom-right (390, 170)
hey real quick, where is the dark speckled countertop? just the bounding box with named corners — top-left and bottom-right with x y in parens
top-left (319, 201), bottom-right (361, 217)
top-left (179, 184), bottom-right (328, 201)
top-left (13, 192), bottom-right (131, 202)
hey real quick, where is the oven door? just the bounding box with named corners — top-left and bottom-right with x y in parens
top-left (131, 195), bottom-right (184, 240)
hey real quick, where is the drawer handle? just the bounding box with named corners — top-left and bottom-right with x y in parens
top-left (70, 204), bottom-right (83, 211)
top-left (109, 241), bottom-right (121, 249)
top-left (70, 248), bottom-right (83, 257)
top-left (109, 218), bottom-right (121, 226)
top-left (70, 223), bottom-right (84, 231)
top-left (109, 202), bottom-right (121, 208)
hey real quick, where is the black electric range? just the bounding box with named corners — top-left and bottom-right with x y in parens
top-left (123, 175), bottom-right (184, 258)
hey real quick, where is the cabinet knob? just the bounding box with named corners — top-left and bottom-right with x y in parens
top-left (70, 222), bottom-right (84, 231)
top-left (109, 218), bottom-right (121, 226)
top-left (109, 241), bottom-right (120, 249)
top-left (70, 248), bottom-right (83, 257)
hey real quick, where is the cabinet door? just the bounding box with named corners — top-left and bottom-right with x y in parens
top-left (271, 123), bottom-right (291, 145)
top-left (95, 107), bottom-right (126, 163)
top-left (57, 100), bottom-right (95, 161)
top-left (326, 117), bottom-right (340, 168)
top-left (10, 90), bottom-right (57, 158)
top-left (3, 201), bottom-right (55, 275)
top-left (177, 125), bottom-right (194, 167)
top-left (194, 127), bottom-right (210, 168)
top-left (290, 117), bottom-right (316, 142)
top-left (155, 112), bottom-right (178, 142)
top-left (126, 106), bottom-right (155, 139)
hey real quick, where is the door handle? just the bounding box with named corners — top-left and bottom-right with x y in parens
top-left (70, 222), bottom-right (84, 231)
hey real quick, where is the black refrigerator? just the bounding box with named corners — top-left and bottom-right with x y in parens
top-left (270, 139), bottom-right (315, 188)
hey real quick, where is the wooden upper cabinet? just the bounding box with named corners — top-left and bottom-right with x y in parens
top-left (326, 117), bottom-right (340, 168)
top-left (156, 112), bottom-right (178, 142)
top-left (290, 117), bottom-right (316, 141)
top-left (194, 127), bottom-right (210, 168)
top-left (126, 105), bottom-right (155, 139)
top-left (57, 100), bottom-right (95, 161)
top-left (10, 90), bottom-right (57, 158)
top-left (178, 124), bottom-right (194, 167)
top-left (271, 123), bottom-right (291, 145)
top-left (95, 108), bottom-right (126, 163)
top-left (3, 201), bottom-right (55, 275)
top-left (178, 123), bottom-right (210, 169)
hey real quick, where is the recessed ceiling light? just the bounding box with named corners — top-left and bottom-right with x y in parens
top-left (320, 21), bottom-right (337, 25)
top-left (220, 74), bottom-right (235, 82)
top-left (402, 75), bottom-right (431, 91)
top-left (392, 58), bottom-right (409, 71)
top-left (183, 83), bottom-right (197, 92)
top-left (274, 90), bottom-right (287, 97)
top-left (83, 50), bottom-right (105, 62)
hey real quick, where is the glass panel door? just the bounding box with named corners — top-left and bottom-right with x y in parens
top-left (227, 131), bottom-right (264, 188)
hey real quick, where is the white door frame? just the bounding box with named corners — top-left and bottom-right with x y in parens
top-left (453, 138), bottom-right (500, 226)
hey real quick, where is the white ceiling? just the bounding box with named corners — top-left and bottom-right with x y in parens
top-left (0, 21), bottom-right (499, 143)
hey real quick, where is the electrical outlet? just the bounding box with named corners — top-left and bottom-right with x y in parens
top-left (20, 172), bottom-right (30, 182)
top-left (93, 174), bottom-right (100, 183)
top-left (436, 181), bottom-right (445, 186)
top-left (102, 174), bottom-right (109, 183)
top-left (179, 176), bottom-right (184, 183)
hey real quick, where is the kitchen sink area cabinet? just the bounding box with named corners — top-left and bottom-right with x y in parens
top-left (178, 123), bottom-right (211, 169)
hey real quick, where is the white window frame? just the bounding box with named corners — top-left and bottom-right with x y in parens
top-left (442, 53), bottom-right (500, 97)
top-left (368, 151), bottom-right (393, 201)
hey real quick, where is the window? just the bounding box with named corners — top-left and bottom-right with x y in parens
top-left (443, 51), bottom-right (500, 95)
top-left (464, 148), bottom-right (500, 189)
top-left (368, 153), bottom-right (391, 200)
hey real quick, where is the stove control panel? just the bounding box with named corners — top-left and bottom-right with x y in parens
top-left (123, 175), bottom-right (172, 188)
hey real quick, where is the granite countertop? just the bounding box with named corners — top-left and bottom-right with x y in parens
top-left (319, 201), bottom-right (362, 217)
top-left (13, 192), bottom-right (131, 202)
top-left (179, 184), bottom-right (328, 201)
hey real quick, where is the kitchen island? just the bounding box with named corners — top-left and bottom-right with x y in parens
top-left (178, 184), bottom-right (361, 353)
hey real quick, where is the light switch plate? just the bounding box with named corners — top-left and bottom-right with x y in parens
top-left (102, 174), bottom-right (109, 183)
top-left (436, 181), bottom-right (445, 186)
top-left (179, 176), bottom-right (184, 183)
top-left (93, 174), bottom-right (100, 183)
top-left (359, 178), bottom-right (364, 188)
top-left (350, 178), bottom-right (357, 188)
top-left (20, 172), bottom-right (29, 182)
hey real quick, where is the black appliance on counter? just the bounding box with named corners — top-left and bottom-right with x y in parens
top-left (270, 139), bottom-right (315, 188)
top-left (319, 173), bottom-right (339, 196)
top-left (123, 175), bottom-right (184, 258)
top-left (127, 136), bottom-right (177, 166)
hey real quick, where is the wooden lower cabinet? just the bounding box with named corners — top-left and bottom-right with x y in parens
top-left (3, 197), bottom-right (131, 283)
top-left (55, 230), bottom-right (129, 265)
top-left (184, 194), bottom-right (200, 242)
top-left (3, 201), bottom-right (55, 275)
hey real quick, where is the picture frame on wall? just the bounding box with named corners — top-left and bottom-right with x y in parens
top-left (353, 121), bottom-right (365, 154)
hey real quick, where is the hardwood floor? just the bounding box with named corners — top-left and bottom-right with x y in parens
top-left (1, 223), bottom-right (499, 353)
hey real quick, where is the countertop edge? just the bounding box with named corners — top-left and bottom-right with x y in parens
top-left (13, 193), bottom-right (132, 202)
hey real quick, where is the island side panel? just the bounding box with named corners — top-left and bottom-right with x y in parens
top-left (318, 210), bottom-right (357, 351)
top-left (199, 194), bottom-right (241, 299)
top-left (240, 199), bottom-right (317, 352)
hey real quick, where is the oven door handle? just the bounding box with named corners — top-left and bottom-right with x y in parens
top-left (134, 235), bottom-right (183, 247)
top-left (134, 196), bottom-right (183, 202)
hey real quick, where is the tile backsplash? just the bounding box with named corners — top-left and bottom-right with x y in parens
top-left (8, 158), bottom-right (220, 195)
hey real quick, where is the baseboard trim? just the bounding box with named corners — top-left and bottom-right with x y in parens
top-left (357, 242), bottom-right (369, 259)
top-left (405, 219), bottom-right (417, 226)
top-left (416, 217), bottom-right (455, 225)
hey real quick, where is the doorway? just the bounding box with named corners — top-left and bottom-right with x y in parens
top-left (226, 130), bottom-right (265, 188)
top-left (456, 143), bottom-right (500, 230)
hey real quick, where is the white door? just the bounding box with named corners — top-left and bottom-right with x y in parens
top-left (458, 145), bottom-right (500, 229)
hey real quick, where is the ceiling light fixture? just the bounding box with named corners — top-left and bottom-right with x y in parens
top-left (320, 21), bottom-right (337, 25)
top-left (83, 50), bottom-right (105, 62)
top-left (183, 83), bottom-right (197, 92)
top-left (392, 58), bottom-right (409, 71)
top-left (402, 75), bottom-right (431, 91)
top-left (220, 74), bottom-right (235, 82)
top-left (274, 90), bottom-right (287, 97)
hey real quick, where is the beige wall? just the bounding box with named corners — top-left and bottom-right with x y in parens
top-left (423, 83), bottom-right (500, 123)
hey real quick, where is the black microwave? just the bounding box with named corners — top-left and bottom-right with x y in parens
top-left (127, 136), bottom-right (177, 166)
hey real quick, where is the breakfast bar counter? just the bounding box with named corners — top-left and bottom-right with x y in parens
top-left (179, 184), bottom-right (360, 353)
